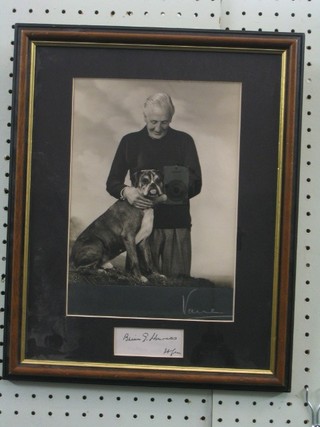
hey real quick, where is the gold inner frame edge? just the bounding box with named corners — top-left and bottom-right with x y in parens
top-left (19, 38), bottom-right (288, 376)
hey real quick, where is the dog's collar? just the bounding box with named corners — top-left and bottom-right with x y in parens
top-left (119, 186), bottom-right (127, 201)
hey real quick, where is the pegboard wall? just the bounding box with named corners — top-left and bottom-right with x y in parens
top-left (0, 0), bottom-right (319, 426)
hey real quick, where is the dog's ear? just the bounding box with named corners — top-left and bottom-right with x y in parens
top-left (131, 171), bottom-right (140, 187)
top-left (156, 169), bottom-right (164, 180)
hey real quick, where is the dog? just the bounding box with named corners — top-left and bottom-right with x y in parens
top-left (70, 169), bottom-right (166, 282)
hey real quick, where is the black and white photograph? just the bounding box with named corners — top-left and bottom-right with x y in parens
top-left (67, 78), bottom-right (242, 321)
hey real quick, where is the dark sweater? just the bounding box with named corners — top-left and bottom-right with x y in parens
top-left (106, 126), bottom-right (202, 228)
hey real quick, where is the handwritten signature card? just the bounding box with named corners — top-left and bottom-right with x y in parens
top-left (114, 328), bottom-right (184, 358)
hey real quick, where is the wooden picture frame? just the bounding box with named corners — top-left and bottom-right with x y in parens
top-left (4, 24), bottom-right (304, 390)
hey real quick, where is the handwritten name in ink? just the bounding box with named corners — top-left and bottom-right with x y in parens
top-left (123, 332), bottom-right (178, 343)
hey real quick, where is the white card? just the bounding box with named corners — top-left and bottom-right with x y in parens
top-left (114, 327), bottom-right (184, 358)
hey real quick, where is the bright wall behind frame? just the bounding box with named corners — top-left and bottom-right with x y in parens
top-left (0, 1), bottom-right (318, 426)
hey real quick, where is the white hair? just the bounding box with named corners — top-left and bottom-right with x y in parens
top-left (143, 93), bottom-right (175, 118)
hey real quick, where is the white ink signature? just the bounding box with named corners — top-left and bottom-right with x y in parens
top-left (182, 289), bottom-right (224, 318)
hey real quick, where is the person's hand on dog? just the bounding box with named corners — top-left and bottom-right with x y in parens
top-left (153, 194), bottom-right (168, 205)
top-left (123, 186), bottom-right (154, 209)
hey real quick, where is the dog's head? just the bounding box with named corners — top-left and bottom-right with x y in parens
top-left (133, 169), bottom-right (164, 199)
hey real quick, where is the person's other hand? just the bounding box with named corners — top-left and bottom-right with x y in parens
top-left (123, 187), bottom-right (153, 209)
top-left (153, 194), bottom-right (168, 205)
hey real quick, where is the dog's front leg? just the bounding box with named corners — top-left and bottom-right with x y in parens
top-left (137, 238), bottom-right (156, 275)
top-left (138, 239), bottom-right (166, 280)
top-left (122, 233), bottom-right (148, 283)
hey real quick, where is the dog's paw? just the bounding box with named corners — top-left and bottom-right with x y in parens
top-left (102, 261), bottom-right (114, 270)
top-left (97, 268), bottom-right (108, 274)
top-left (152, 272), bottom-right (166, 279)
top-left (140, 275), bottom-right (149, 283)
top-left (146, 272), bottom-right (167, 285)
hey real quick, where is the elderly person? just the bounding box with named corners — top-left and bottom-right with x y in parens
top-left (106, 93), bottom-right (202, 277)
